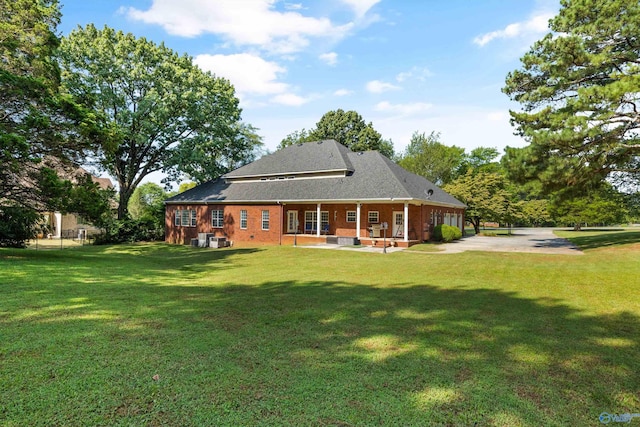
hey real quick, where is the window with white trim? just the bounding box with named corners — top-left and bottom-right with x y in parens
top-left (240, 210), bottom-right (247, 229)
top-left (175, 209), bottom-right (196, 227)
top-left (346, 211), bottom-right (356, 223)
top-left (211, 209), bottom-right (224, 228)
top-left (262, 210), bottom-right (270, 230)
top-left (305, 211), bottom-right (329, 232)
top-left (321, 211), bottom-right (329, 231)
top-left (368, 211), bottom-right (379, 223)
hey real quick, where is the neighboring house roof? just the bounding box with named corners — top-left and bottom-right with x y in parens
top-left (167, 140), bottom-right (465, 208)
top-left (89, 175), bottom-right (113, 190)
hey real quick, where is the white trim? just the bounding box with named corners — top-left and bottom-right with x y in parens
top-left (165, 198), bottom-right (464, 208)
top-left (316, 204), bottom-right (321, 237)
top-left (287, 210), bottom-right (298, 233)
top-left (404, 203), bottom-right (409, 242)
top-left (356, 203), bottom-right (361, 240)
top-left (224, 169), bottom-right (350, 182)
top-left (240, 209), bottom-right (248, 229)
top-left (393, 211), bottom-right (404, 239)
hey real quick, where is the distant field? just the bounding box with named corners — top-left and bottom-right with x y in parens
top-left (1, 229), bottom-right (639, 426)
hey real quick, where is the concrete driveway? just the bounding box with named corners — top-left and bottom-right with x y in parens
top-left (435, 228), bottom-right (582, 255)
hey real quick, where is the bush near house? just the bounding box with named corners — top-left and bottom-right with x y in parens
top-left (433, 224), bottom-right (462, 242)
top-left (0, 206), bottom-right (40, 248)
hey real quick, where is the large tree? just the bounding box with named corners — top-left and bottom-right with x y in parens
top-left (503, 0), bottom-right (640, 196)
top-left (397, 131), bottom-right (466, 185)
top-left (277, 128), bottom-right (315, 150)
top-left (311, 109), bottom-right (393, 157)
top-left (59, 25), bottom-right (261, 218)
top-left (443, 171), bottom-right (523, 234)
top-left (549, 185), bottom-right (628, 230)
top-left (1, 0), bottom-right (101, 246)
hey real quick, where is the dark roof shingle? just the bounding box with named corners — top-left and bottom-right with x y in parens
top-left (167, 140), bottom-right (465, 208)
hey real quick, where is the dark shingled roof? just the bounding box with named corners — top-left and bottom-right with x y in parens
top-left (225, 139), bottom-right (354, 178)
top-left (167, 140), bottom-right (465, 208)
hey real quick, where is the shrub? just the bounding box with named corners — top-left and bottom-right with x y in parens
top-left (94, 217), bottom-right (164, 245)
top-left (0, 206), bottom-right (40, 248)
top-left (432, 224), bottom-right (462, 243)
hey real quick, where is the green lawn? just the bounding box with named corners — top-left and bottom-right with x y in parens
top-left (1, 230), bottom-right (639, 426)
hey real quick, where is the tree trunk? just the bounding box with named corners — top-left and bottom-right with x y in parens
top-left (117, 183), bottom-right (133, 220)
top-left (471, 217), bottom-right (481, 235)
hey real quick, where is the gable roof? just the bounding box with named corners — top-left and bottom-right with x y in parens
top-left (167, 140), bottom-right (465, 208)
top-left (225, 139), bottom-right (354, 179)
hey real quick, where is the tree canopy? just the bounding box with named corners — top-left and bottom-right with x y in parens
top-left (0, 0), bottom-right (106, 246)
top-left (1, 0), bottom-right (91, 208)
top-left (503, 0), bottom-right (640, 196)
top-left (59, 24), bottom-right (261, 218)
top-left (443, 171), bottom-right (522, 234)
top-left (278, 109), bottom-right (394, 158)
top-left (397, 131), bottom-right (466, 185)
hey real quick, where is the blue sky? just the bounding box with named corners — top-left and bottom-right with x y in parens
top-left (58, 0), bottom-right (560, 157)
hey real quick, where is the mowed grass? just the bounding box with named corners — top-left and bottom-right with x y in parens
top-left (1, 230), bottom-right (639, 426)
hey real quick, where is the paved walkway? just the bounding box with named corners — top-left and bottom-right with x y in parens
top-left (429, 228), bottom-right (582, 255)
top-left (301, 228), bottom-right (582, 255)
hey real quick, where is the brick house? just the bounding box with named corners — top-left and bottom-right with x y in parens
top-left (165, 140), bottom-right (466, 247)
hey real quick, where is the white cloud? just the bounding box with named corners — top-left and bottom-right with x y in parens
top-left (284, 2), bottom-right (304, 11)
top-left (271, 93), bottom-right (309, 106)
top-left (339, 0), bottom-right (381, 18)
top-left (396, 66), bottom-right (433, 82)
top-left (333, 88), bottom-right (353, 96)
top-left (319, 52), bottom-right (338, 66)
top-left (126, 0), bottom-right (353, 54)
top-left (374, 101), bottom-right (432, 115)
top-left (473, 11), bottom-right (554, 47)
top-left (366, 80), bottom-right (401, 94)
top-left (194, 53), bottom-right (310, 107)
top-left (194, 53), bottom-right (288, 96)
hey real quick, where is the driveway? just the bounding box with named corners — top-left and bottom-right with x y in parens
top-left (435, 228), bottom-right (582, 255)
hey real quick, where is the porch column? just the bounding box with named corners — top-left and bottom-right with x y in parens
top-left (54, 212), bottom-right (62, 238)
top-left (356, 203), bottom-right (361, 239)
top-left (404, 203), bottom-right (409, 242)
top-left (316, 203), bottom-right (321, 237)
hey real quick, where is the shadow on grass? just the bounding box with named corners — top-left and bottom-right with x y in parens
top-left (561, 230), bottom-right (640, 251)
top-left (1, 267), bottom-right (638, 425)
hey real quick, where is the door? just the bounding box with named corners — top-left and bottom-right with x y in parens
top-left (287, 211), bottom-right (299, 233)
top-left (393, 211), bottom-right (404, 238)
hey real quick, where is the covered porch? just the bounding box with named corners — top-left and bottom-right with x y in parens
top-left (280, 233), bottom-right (421, 248)
top-left (279, 201), bottom-right (445, 248)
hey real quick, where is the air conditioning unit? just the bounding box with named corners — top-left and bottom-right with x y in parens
top-left (209, 236), bottom-right (227, 248)
top-left (198, 233), bottom-right (215, 247)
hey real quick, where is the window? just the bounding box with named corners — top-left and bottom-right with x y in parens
top-left (240, 210), bottom-right (247, 229)
top-left (305, 210), bottom-right (329, 232)
top-left (174, 209), bottom-right (196, 227)
top-left (211, 210), bottom-right (224, 228)
top-left (262, 210), bottom-right (270, 230)
top-left (305, 211), bottom-right (315, 232)
top-left (346, 211), bottom-right (357, 223)
top-left (368, 211), bottom-right (379, 223)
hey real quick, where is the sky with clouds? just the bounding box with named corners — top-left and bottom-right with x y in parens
top-left (58, 0), bottom-right (560, 156)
